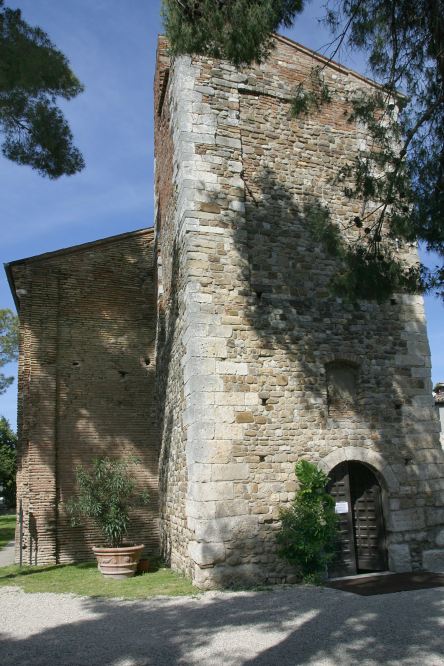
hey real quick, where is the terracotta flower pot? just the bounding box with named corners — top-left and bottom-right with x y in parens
top-left (93, 544), bottom-right (144, 579)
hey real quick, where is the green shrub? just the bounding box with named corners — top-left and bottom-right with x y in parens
top-left (276, 460), bottom-right (339, 584)
top-left (67, 456), bottom-right (149, 548)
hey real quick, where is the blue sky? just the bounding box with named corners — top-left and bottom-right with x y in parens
top-left (1, 1), bottom-right (442, 429)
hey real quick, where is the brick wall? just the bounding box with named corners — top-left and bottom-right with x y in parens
top-left (11, 228), bottom-right (159, 564)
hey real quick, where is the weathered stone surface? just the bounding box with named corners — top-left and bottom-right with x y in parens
top-left (153, 34), bottom-right (444, 588)
top-left (194, 563), bottom-right (265, 590)
top-left (388, 509), bottom-right (426, 533)
top-left (388, 544), bottom-right (412, 573)
top-left (436, 529), bottom-right (444, 547)
top-left (212, 463), bottom-right (250, 481)
top-left (422, 549), bottom-right (444, 573)
top-left (235, 412), bottom-right (254, 423)
top-left (194, 515), bottom-right (260, 543)
top-left (195, 482), bottom-right (234, 503)
top-left (188, 541), bottom-right (225, 566)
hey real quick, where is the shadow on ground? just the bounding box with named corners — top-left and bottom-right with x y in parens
top-left (1, 585), bottom-right (444, 665)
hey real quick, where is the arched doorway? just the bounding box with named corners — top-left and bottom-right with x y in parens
top-left (327, 461), bottom-right (388, 577)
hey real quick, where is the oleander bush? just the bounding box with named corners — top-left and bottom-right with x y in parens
top-left (67, 456), bottom-right (149, 548)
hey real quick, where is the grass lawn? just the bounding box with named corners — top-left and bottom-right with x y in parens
top-left (0, 514), bottom-right (16, 550)
top-left (0, 557), bottom-right (198, 599)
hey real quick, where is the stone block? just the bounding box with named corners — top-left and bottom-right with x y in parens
top-left (425, 508), bottom-right (444, 527)
top-left (187, 337), bottom-right (228, 359)
top-left (436, 529), bottom-right (444, 547)
top-left (245, 393), bottom-right (259, 405)
top-left (214, 423), bottom-right (243, 439)
top-left (208, 325), bottom-right (232, 338)
top-left (186, 391), bottom-right (215, 408)
top-left (182, 322), bottom-right (208, 345)
top-left (212, 463), bottom-right (250, 481)
top-left (388, 544), bottom-right (412, 572)
top-left (187, 421), bottom-right (214, 441)
top-left (188, 439), bottom-right (232, 465)
top-left (215, 392), bottom-right (245, 406)
top-left (214, 499), bottom-right (250, 517)
top-left (388, 508), bottom-right (426, 532)
top-left (182, 405), bottom-right (210, 427)
top-left (184, 375), bottom-right (224, 396)
top-left (236, 412), bottom-right (254, 423)
top-left (189, 463), bottom-right (212, 483)
top-left (200, 203), bottom-right (221, 213)
top-left (215, 136), bottom-right (242, 149)
top-left (227, 555), bottom-right (242, 566)
top-left (228, 201), bottom-right (245, 212)
top-left (195, 481), bottom-right (234, 502)
top-left (194, 515), bottom-right (259, 542)
top-left (188, 541), bottom-right (225, 566)
top-left (186, 500), bottom-right (216, 520)
top-left (215, 361), bottom-right (248, 375)
top-left (422, 549), bottom-right (444, 573)
top-left (214, 406), bottom-right (235, 423)
top-left (193, 563), bottom-right (264, 590)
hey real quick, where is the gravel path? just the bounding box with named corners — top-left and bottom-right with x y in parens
top-left (0, 540), bottom-right (15, 567)
top-left (1, 584), bottom-right (444, 665)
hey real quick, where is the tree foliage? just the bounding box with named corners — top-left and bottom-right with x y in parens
top-left (161, 0), bottom-right (306, 66)
top-left (0, 308), bottom-right (18, 395)
top-left (276, 460), bottom-right (339, 583)
top-left (0, 1), bottom-right (84, 178)
top-left (67, 457), bottom-right (149, 548)
top-left (0, 415), bottom-right (17, 508)
top-left (162, 0), bottom-right (444, 303)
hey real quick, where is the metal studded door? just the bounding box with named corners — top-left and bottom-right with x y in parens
top-left (327, 461), bottom-right (387, 577)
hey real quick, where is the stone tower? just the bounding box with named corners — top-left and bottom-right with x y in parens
top-left (154, 35), bottom-right (444, 589)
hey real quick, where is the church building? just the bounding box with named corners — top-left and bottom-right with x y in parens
top-left (5, 35), bottom-right (444, 589)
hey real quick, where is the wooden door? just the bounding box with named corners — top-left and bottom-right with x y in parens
top-left (327, 462), bottom-right (357, 577)
top-left (327, 462), bottom-right (387, 577)
top-left (348, 462), bottom-right (388, 571)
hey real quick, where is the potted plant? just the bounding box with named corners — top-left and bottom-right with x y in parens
top-left (67, 456), bottom-right (149, 579)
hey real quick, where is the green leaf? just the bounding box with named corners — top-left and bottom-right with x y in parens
top-left (276, 461), bottom-right (339, 579)
top-left (66, 457), bottom-right (149, 548)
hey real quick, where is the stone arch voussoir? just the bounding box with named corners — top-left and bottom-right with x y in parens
top-left (318, 447), bottom-right (399, 493)
top-left (323, 353), bottom-right (364, 366)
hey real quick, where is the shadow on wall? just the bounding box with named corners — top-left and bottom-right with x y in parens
top-left (1, 586), bottom-right (444, 665)
top-left (23, 237), bottom-right (160, 562)
top-left (176, 87), bottom-right (443, 575)
top-left (156, 236), bottom-right (186, 569)
top-left (152, 84), bottom-right (443, 581)
top-left (234, 161), bottom-right (416, 441)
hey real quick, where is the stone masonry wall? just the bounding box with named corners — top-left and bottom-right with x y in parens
top-left (11, 229), bottom-right (159, 565)
top-left (154, 35), bottom-right (444, 588)
top-left (154, 37), bottom-right (194, 576)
